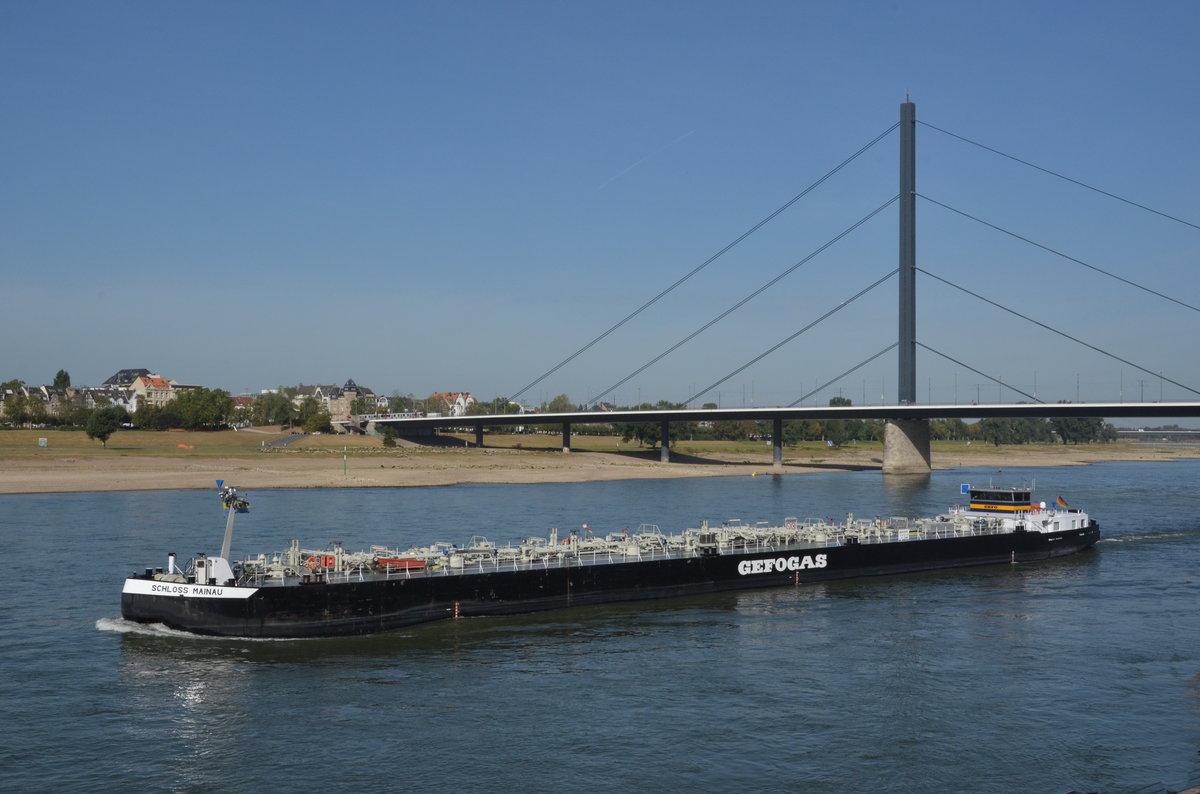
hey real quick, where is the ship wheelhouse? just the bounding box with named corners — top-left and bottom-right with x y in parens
top-left (967, 487), bottom-right (1034, 513)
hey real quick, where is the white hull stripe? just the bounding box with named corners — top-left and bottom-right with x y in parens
top-left (123, 579), bottom-right (258, 599)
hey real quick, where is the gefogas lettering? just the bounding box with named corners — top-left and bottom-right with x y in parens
top-left (737, 554), bottom-right (828, 576)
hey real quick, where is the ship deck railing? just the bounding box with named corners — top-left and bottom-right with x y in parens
top-left (849, 521), bottom-right (999, 544)
top-left (238, 519), bottom-right (1027, 587)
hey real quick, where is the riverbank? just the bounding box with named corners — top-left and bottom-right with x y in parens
top-left (1, 429), bottom-right (1198, 494)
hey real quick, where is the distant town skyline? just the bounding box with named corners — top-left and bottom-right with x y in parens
top-left (5, 2), bottom-right (1199, 408)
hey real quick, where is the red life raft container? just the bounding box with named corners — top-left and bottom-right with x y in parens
top-left (377, 557), bottom-right (426, 570)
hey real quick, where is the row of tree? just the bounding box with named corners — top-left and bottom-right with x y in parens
top-left (3, 374), bottom-right (342, 437)
top-left (9, 387), bottom-right (242, 437)
top-left (109, 389), bottom-right (335, 436)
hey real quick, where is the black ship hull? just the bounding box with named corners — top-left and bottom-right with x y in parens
top-left (121, 521), bottom-right (1100, 638)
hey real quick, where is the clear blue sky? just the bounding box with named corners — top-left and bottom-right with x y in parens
top-left (4, 0), bottom-right (1198, 410)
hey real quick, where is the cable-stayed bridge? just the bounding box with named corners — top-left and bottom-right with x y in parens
top-left (361, 101), bottom-right (1200, 473)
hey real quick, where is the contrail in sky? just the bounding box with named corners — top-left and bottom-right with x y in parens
top-left (596, 129), bottom-right (697, 190)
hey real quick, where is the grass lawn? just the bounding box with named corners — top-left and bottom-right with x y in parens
top-left (0, 427), bottom-right (300, 458)
top-left (0, 426), bottom-right (889, 462)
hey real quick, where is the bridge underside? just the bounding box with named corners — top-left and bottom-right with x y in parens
top-left (387, 417), bottom-right (931, 474)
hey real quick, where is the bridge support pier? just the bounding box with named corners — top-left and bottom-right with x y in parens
top-left (660, 420), bottom-right (670, 463)
top-left (562, 422), bottom-right (571, 453)
top-left (475, 425), bottom-right (484, 449)
top-left (883, 419), bottom-right (931, 474)
top-left (772, 418), bottom-right (783, 471)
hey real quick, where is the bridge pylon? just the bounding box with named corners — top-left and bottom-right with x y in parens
top-left (886, 98), bottom-right (932, 474)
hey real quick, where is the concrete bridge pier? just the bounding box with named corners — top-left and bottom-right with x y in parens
top-left (660, 420), bottom-right (670, 463)
top-left (562, 422), bottom-right (571, 453)
top-left (883, 419), bottom-right (931, 474)
top-left (475, 425), bottom-right (484, 449)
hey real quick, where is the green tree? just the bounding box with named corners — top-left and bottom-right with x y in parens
top-left (980, 416), bottom-right (1052, 445)
top-left (350, 396), bottom-right (376, 415)
top-left (56, 393), bottom-right (91, 427)
top-left (295, 395), bottom-right (321, 425)
top-left (931, 417), bottom-right (971, 441)
top-left (861, 419), bottom-right (884, 442)
top-left (824, 396), bottom-right (861, 447)
top-left (613, 402), bottom-right (652, 446)
top-left (494, 397), bottom-right (522, 414)
top-left (782, 420), bottom-right (823, 443)
top-left (711, 419), bottom-right (754, 441)
top-left (616, 421), bottom-right (656, 446)
top-left (980, 417), bottom-right (1017, 446)
top-left (387, 393), bottom-right (416, 413)
top-left (379, 426), bottom-right (398, 447)
top-left (174, 388), bottom-right (234, 430)
top-left (537, 394), bottom-right (577, 435)
top-left (303, 412), bottom-right (333, 433)
top-left (133, 401), bottom-right (182, 430)
top-left (26, 396), bottom-right (48, 427)
top-left (1050, 415), bottom-right (1105, 444)
top-left (85, 406), bottom-right (125, 447)
top-left (613, 401), bottom-right (683, 448)
top-left (417, 394), bottom-right (443, 415)
top-left (3, 392), bottom-right (29, 426)
top-left (53, 369), bottom-right (71, 389)
top-left (253, 392), bottom-right (295, 426)
top-left (132, 402), bottom-right (158, 429)
top-left (542, 394), bottom-right (576, 413)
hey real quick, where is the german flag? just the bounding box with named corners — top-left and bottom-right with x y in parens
top-left (1055, 495), bottom-right (1069, 509)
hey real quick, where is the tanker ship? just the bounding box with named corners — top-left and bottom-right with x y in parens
top-left (120, 483), bottom-right (1099, 638)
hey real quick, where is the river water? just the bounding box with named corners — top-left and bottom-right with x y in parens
top-left (2, 461), bottom-right (1199, 793)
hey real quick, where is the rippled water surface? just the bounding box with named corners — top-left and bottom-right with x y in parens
top-left (3, 461), bottom-right (1199, 792)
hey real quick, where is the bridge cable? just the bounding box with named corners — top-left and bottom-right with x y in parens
top-left (681, 269), bottom-right (899, 406)
top-left (919, 268), bottom-right (1200, 397)
top-left (508, 122), bottom-right (901, 403)
top-left (916, 342), bottom-right (1042, 403)
top-left (588, 195), bottom-right (900, 407)
top-left (788, 343), bottom-right (898, 407)
top-left (918, 121), bottom-right (1200, 232)
top-left (919, 194), bottom-right (1200, 314)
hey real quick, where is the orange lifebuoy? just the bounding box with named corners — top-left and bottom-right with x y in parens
top-left (304, 556), bottom-right (319, 569)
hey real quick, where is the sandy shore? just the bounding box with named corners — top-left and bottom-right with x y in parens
top-left (1, 442), bottom-right (1197, 495)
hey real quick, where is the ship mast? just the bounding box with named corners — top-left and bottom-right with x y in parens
top-left (218, 483), bottom-right (248, 560)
